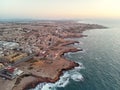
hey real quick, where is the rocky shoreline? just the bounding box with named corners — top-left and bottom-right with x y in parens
top-left (13, 40), bottom-right (80, 90)
top-left (23, 61), bottom-right (79, 90)
top-left (0, 21), bottom-right (106, 90)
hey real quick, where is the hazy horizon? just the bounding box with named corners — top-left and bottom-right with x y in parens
top-left (0, 0), bottom-right (120, 19)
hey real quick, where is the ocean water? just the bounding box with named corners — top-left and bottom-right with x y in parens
top-left (31, 19), bottom-right (120, 90)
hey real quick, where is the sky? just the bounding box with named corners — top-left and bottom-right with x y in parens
top-left (0, 0), bottom-right (120, 19)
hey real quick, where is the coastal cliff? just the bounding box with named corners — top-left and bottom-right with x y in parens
top-left (0, 21), bottom-right (106, 90)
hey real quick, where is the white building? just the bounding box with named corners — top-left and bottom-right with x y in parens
top-left (0, 41), bottom-right (19, 50)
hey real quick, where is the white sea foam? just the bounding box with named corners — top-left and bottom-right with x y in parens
top-left (70, 63), bottom-right (84, 82)
top-left (80, 49), bottom-right (87, 53)
top-left (55, 72), bottom-right (70, 87)
top-left (75, 62), bottom-right (85, 70)
top-left (79, 41), bottom-right (83, 45)
top-left (65, 52), bottom-right (72, 58)
top-left (74, 43), bottom-right (79, 46)
top-left (34, 72), bottom-right (70, 90)
top-left (32, 62), bottom-right (84, 90)
top-left (71, 72), bottom-right (84, 82)
top-left (41, 83), bottom-right (55, 90)
top-left (78, 56), bottom-right (83, 59)
top-left (30, 83), bottom-right (46, 90)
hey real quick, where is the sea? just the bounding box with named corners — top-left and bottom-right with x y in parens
top-left (30, 19), bottom-right (120, 90)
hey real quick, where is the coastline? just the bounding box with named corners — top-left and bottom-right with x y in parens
top-left (0, 21), bottom-right (106, 90)
top-left (14, 40), bottom-right (80, 90)
top-left (21, 34), bottom-right (100, 90)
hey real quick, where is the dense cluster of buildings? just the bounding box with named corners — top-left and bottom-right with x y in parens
top-left (0, 41), bottom-right (33, 80)
top-left (0, 41), bottom-right (19, 56)
top-left (0, 21), bottom-right (104, 80)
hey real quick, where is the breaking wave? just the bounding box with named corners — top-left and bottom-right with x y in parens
top-left (30, 62), bottom-right (84, 90)
top-left (71, 72), bottom-right (84, 82)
